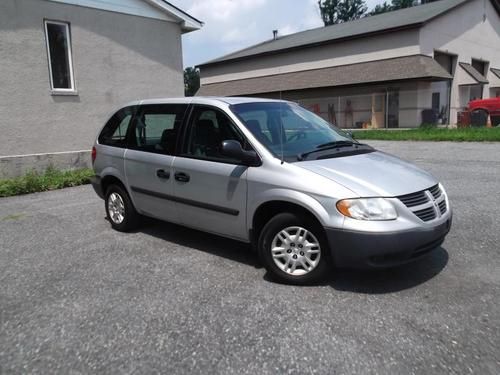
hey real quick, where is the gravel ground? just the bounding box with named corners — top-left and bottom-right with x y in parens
top-left (1, 141), bottom-right (499, 374)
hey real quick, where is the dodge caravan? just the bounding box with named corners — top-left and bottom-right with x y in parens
top-left (91, 97), bottom-right (452, 284)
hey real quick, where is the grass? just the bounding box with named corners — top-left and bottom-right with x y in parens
top-left (0, 167), bottom-right (94, 198)
top-left (352, 127), bottom-right (500, 142)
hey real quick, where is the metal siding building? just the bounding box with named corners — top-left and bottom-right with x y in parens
top-left (198, 0), bottom-right (500, 129)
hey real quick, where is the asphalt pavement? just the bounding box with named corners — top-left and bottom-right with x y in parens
top-left (1, 141), bottom-right (499, 374)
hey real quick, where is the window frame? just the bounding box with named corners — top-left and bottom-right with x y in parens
top-left (98, 106), bottom-right (137, 148)
top-left (44, 20), bottom-right (76, 94)
top-left (128, 104), bottom-right (189, 156)
top-left (179, 104), bottom-right (257, 165)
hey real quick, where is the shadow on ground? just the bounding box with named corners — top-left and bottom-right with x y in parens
top-left (329, 247), bottom-right (449, 294)
top-left (133, 217), bottom-right (449, 294)
top-left (137, 217), bottom-right (260, 268)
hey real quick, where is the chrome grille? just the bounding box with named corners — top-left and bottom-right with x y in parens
top-left (429, 184), bottom-right (442, 199)
top-left (438, 200), bottom-right (447, 214)
top-left (414, 207), bottom-right (437, 221)
top-left (397, 191), bottom-right (429, 207)
top-left (397, 184), bottom-right (447, 222)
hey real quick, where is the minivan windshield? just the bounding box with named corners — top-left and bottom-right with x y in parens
top-left (230, 102), bottom-right (361, 162)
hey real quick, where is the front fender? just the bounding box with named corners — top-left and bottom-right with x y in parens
top-left (247, 188), bottom-right (343, 230)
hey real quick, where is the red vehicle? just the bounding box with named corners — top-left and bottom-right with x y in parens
top-left (467, 97), bottom-right (500, 126)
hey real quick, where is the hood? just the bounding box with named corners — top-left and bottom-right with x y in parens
top-left (297, 151), bottom-right (437, 197)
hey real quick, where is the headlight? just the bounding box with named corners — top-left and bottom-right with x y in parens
top-left (336, 198), bottom-right (397, 221)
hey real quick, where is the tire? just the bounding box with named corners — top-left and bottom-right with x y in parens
top-left (105, 184), bottom-right (139, 232)
top-left (258, 212), bottom-right (330, 285)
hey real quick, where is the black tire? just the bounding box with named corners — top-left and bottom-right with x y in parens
top-left (258, 212), bottom-right (330, 285)
top-left (105, 184), bottom-right (139, 232)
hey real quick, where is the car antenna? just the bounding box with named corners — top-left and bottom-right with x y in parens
top-left (279, 90), bottom-right (284, 165)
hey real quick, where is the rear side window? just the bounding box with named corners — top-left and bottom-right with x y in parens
top-left (98, 106), bottom-right (136, 147)
top-left (130, 104), bottom-right (188, 155)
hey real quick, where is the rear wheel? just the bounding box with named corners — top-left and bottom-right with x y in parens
top-left (105, 184), bottom-right (139, 232)
top-left (258, 212), bottom-right (330, 285)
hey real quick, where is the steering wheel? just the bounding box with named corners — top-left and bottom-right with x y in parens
top-left (287, 131), bottom-right (307, 142)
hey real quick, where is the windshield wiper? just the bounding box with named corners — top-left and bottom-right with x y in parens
top-left (315, 140), bottom-right (358, 149)
top-left (297, 141), bottom-right (361, 161)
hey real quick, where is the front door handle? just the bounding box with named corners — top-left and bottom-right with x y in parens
top-left (156, 169), bottom-right (170, 179)
top-left (174, 172), bottom-right (190, 183)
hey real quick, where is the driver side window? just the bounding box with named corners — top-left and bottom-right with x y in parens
top-left (184, 106), bottom-right (249, 163)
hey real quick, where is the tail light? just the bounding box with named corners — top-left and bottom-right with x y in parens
top-left (91, 146), bottom-right (97, 164)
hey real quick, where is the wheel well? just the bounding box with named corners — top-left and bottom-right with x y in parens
top-left (101, 175), bottom-right (125, 195)
top-left (251, 201), bottom-right (322, 244)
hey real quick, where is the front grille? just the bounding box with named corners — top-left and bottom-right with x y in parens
top-left (414, 206), bottom-right (437, 222)
top-left (429, 184), bottom-right (442, 199)
top-left (397, 191), bottom-right (429, 207)
top-left (438, 200), bottom-right (447, 214)
top-left (397, 184), bottom-right (447, 222)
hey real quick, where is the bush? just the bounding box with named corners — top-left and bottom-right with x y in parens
top-left (0, 167), bottom-right (94, 197)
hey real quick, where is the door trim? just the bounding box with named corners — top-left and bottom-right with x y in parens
top-left (130, 186), bottom-right (239, 216)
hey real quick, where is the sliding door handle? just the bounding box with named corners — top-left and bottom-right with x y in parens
top-left (174, 172), bottom-right (190, 183)
top-left (156, 169), bottom-right (170, 179)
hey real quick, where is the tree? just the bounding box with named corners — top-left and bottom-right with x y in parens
top-left (368, 0), bottom-right (441, 16)
top-left (391, 0), bottom-right (417, 9)
top-left (369, 1), bottom-right (392, 15)
top-left (184, 67), bottom-right (200, 97)
top-left (318, 0), bottom-right (367, 25)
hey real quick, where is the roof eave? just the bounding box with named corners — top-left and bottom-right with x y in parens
top-left (143, 0), bottom-right (203, 32)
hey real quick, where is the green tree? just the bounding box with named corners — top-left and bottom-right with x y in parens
top-left (369, 1), bottom-right (392, 15)
top-left (391, 0), bottom-right (417, 9)
top-left (368, 0), bottom-right (441, 16)
top-left (318, 0), bottom-right (368, 25)
top-left (184, 67), bottom-right (200, 97)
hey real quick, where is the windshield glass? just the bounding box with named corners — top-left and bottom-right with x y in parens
top-left (230, 102), bottom-right (355, 162)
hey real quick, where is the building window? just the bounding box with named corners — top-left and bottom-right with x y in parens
top-left (471, 58), bottom-right (488, 76)
top-left (44, 20), bottom-right (75, 92)
top-left (434, 51), bottom-right (455, 75)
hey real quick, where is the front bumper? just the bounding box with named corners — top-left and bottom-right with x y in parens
top-left (90, 175), bottom-right (104, 199)
top-left (325, 215), bottom-right (452, 268)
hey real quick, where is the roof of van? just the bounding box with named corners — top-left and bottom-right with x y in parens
top-left (128, 96), bottom-right (290, 106)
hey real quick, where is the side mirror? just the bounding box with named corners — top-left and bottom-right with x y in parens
top-left (221, 140), bottom-right (261, 167)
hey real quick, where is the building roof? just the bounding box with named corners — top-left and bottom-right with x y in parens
top-left (198, 0), bottom-right (497, 67)
top-left (155, 0), bottom-right (203, 32)
top-left (459, 63), bottom-right (489, 84)
top-left (491, 68), bottom-right (500, 79)
top-left (47, 0), bottom-right (203, 32)
top-left (197, 55), bottom-right (452, 96)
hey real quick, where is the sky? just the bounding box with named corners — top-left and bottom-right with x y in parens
top-left (169, 0), bottom-right (385, 68)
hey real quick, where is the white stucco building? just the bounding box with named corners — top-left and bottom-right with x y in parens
top-left (198, 0), bottom-right (500, 129)
top-left (0, 0), bottom-right (202, 177)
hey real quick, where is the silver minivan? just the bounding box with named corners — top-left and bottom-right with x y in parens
top-left (91, 97), bottom-right (452, 284)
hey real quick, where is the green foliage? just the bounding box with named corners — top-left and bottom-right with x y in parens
top-left (353, 128), bottom-right (500, 142)
top-left (184, 67), bottom-right (200, 97)
top-left (318, 0), bottom-right (368, 25)
top-left (370, 1), bottom-right (392, 15)
top-left (368, 0), bottom-right (440, 16)
top-left (391, 0), bottom-right (417, 9)
top-left (0, 167), bottom-right (94, 197)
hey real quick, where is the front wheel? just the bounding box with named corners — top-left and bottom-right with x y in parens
top-left (258, 213), bottom-right (330, 285)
